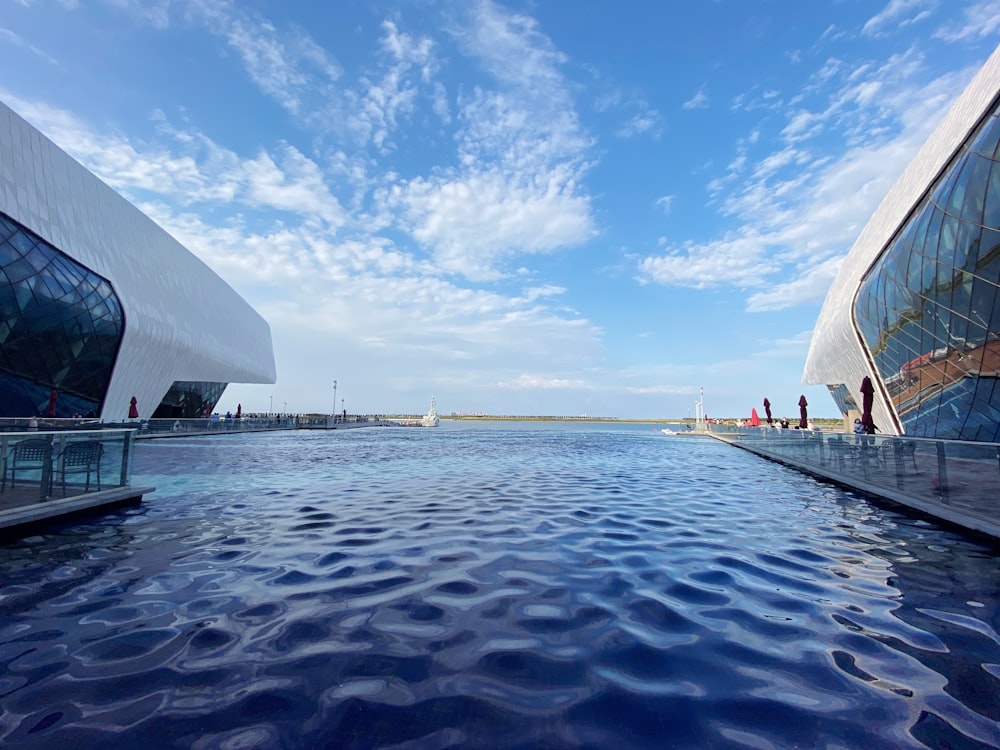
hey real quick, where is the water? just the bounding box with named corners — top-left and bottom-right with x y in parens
top-left (1, 422), bottom-right (999, 749)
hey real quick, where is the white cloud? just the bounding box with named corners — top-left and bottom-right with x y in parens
top-left (0, 25), bottom-right (60, 66)
top-left (636, 51), bottom-right (978, 311)
top-left (934, 0), bottom-right (1000, 41)
top-left (498, 375), bottom-right (588, 390)
top-left (682, 86), bottom-right (709, 110)
top-left (655, 195), bottom-right (674, 215)
top-left (862, 0), bottom-right (936, 37)
top-left (389, 165), bottom-right (596, 281)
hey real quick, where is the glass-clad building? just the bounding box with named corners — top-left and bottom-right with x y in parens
top-left (856, 100), bottom-right (1000, 441)
top-left (805, 44), bottom-right (1000, 443)
top-left (0, 100), bottom-right (276, 419)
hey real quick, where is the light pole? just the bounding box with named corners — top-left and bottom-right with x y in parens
top-left (269, 395), bottom-right (273, 414)
top-left (282, 401), bottom-right (287, 415)
top-left (332, 380), bottom-right (337, 421)
top-left (341, 398), bottom-right (345, 418)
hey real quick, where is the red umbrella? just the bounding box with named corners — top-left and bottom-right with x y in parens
top-left (798, 394), bottom-right (808, 429)
top-left (236, 403), bottom-right (242, 419)
top-left (750, 407), bottom-right (761, 427)
top-left (128, 396), bottom-right (139, 419)
top-left (763, 397), bottom-right (772, 425)
top-left (860, 376), bottom-right (875, 434)
top-left (47, 389), bottom-right (58, 418)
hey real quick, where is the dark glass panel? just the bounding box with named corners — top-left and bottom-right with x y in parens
top-left (0, 210), bottom-right (124, 417)
top-left (0, 214), bottom-right (18, 241)
top-left (9, 229), bottom-right (36, 256)
top-left (153, 381), bottom-right (227, 419)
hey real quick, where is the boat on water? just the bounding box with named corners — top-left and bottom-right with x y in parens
top-left (398, 397), bottom-right (441, 427)
top-left (421, 397), bottom-right (440, 427)
top-left (661, 428), bottom-right (676, 435)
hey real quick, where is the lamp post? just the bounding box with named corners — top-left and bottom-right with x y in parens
top-left (269, 395), bottom-right (273, 414)
top-left (332, 380), bottom-right (337, 421)
top-left (282, 401), bottom-right (287, 415)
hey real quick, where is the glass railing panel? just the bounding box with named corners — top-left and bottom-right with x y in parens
top-left (719, 427), bottom-right (999, 531)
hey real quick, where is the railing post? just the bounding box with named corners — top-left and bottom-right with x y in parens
top-left (120, 430), bottom-right (134, 486)
top-left (935, 441), bottom-right (949, 501)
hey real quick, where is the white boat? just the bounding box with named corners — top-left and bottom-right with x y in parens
top-left (661, 428), bottom-right (676, 435)
top-left (421, 397), bottom-right (440, 427)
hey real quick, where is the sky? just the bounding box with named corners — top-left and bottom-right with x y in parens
top-left (2, 0), bottom-right (999, 420)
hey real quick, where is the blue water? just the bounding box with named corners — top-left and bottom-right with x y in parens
top-left (1, 422), bottom-right (999, 749)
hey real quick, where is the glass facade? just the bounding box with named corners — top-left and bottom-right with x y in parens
top-left (855, 99), bottom-right (1000, 442)
top-left (0, 212), bottom-right (124, 417)
top-left (152, 381), bottom-right (226, 418)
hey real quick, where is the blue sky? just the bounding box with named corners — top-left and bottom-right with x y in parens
top-left (2, 0), bottom-right (999, 420)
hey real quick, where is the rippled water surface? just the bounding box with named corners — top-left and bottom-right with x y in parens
top-left (2, 422), bottom-right (1000, 749)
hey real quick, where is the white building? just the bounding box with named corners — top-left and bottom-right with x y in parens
top-left (0, 100), bottom-right (275, 420)
top-left (804, 45), bottom-right (1000, 442)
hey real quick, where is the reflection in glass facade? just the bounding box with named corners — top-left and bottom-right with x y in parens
top-left (0, 211), bottom-right (124, 417)
top-left (855, 100), bottom-right (1000, 442)
top-left (153, 381), bottom-right (226, 419)
top-left (826, 384), bottom-right (858, 416)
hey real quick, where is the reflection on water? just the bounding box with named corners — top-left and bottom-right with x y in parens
top-left (1, 423), bottom-right (999, 749)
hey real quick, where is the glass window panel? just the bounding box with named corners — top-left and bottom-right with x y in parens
top-left (932, 153), bottom-right (967, 209)
top-left (957, 153), bottom-right (990, 225)
top-left (969, 276), bottom-right (998, 330)
top-left (9, 230), bottom-right (36, 256)
top-left (983, 159), bottom-right (1000, 228)
top-left (924, 207), bottom-right (945, 268)
top-left (936, 213), bottom-right (962, 270)
top-left (969, 112), bottom-right (1000, 157)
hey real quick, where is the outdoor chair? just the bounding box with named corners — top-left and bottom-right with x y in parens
top-left (825, 435), bottom-right (850, 470)
top-left (55, 440), bottom-right (103, 493)
top-left (2, 437), bottom-right (53, 492)
top-left (882, 439), bottom-right (918, 471)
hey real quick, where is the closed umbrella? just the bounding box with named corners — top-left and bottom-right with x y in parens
top-left (236, 403), bottom-right (242, 419)
top-left (128, 396), bottom-right (139, 419)
top-left (763, 397), bottom-right (772, 425)
top-left (750, 407), bottom-right (761, 427)
top-left (798, 394), bottom-right (808, 429)
top-left (47, 389), bottom-right (59, 418)
top-left (860, 376), bottom-right (876, 434)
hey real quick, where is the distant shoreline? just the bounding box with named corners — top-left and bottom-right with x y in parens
top-left (436, 416), bottom-right (843, 425)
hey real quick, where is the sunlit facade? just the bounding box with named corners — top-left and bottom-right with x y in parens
top-left (0, 100), bottom-right (276, 419)
top-left (804, 45), bottom-right (1000, 442)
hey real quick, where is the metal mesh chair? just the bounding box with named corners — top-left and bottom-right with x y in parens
top-left (2, 438), bottom-right (52, 491)
top-left (56, 441), bottom-right (103, 493)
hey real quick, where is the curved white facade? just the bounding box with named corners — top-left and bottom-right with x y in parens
top-left (0, 100), bottom-right (276, 420)
top-left (803, 45), bottom-right (1000, 439)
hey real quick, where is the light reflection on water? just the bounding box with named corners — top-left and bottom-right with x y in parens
top-left (0, 422), bottom-right (999, 749)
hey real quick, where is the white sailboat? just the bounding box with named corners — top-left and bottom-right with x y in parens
top-left (421, 396), bottom-right (440, 427)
